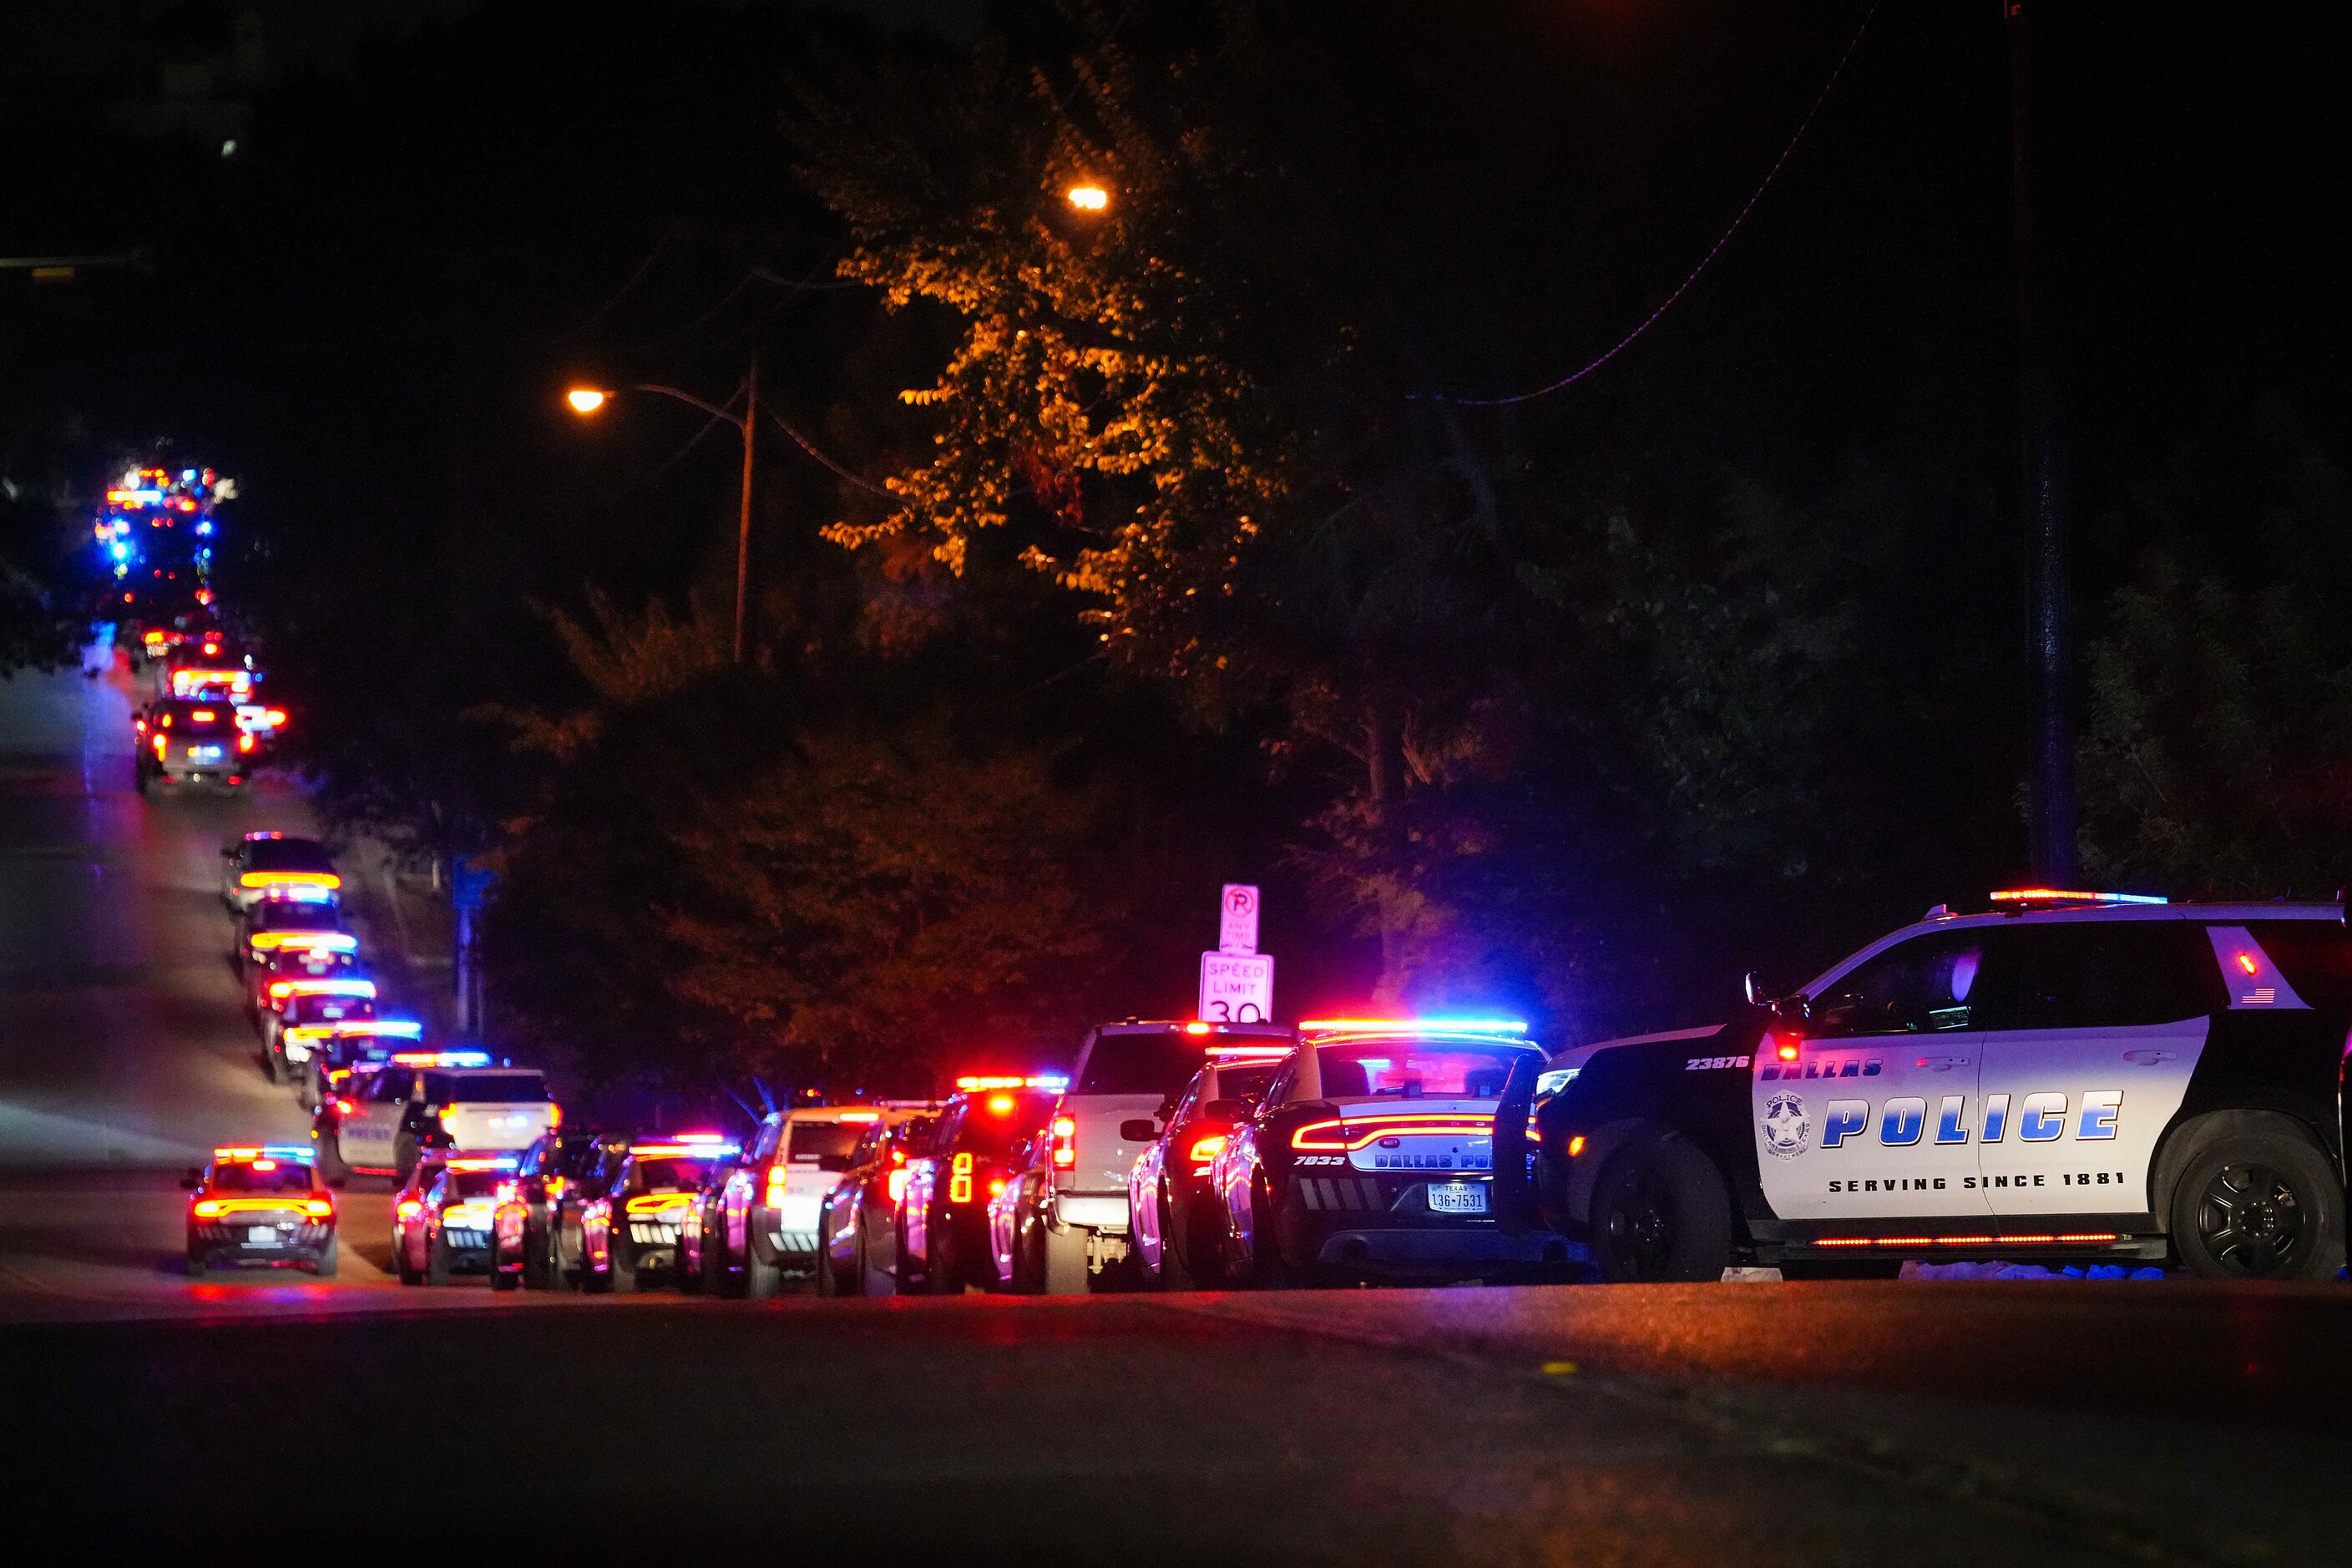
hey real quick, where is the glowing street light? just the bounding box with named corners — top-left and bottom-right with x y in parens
top-left (561, 369), bottom-right (761, 664)
top-left (1065, 183), bottom-right (1109, 212)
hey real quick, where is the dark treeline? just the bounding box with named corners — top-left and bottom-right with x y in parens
top-left (3, 0), bottom-right (2346, 1097)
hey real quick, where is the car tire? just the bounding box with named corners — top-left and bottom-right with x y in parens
top-left (1151, 1186), bottom-right (1184, 1292)
top-left (853, 1224), bottom-right (879, 1297)
top-left (312, 1234), bottom-right (339, 1280)
top-left (186, 1247), bottom-right (210, 1280)
top-left (2167, 1112), bottom-right (2347, 1282)
top-left (816, 1234), bottom-right (844, 1297)
top-left (261, 1041), bottom-right (282, 1085)
top-left (490, 1254), bottom-right (517, 1292)
top-left (392, 1130), bottom-right (419, 1184)
top-left (609, 1237), bottom-right (637, 1295)
top-left (1590, 1130), bottom-right (1735, 1283)
top-left (744, 1242), bottom-right (783, 1300)
top-left (316, 1138), bottom-right (348, 1187)
top-left (522, 1218), bottom-right (553, 1290)
top-left (426, 1227), bottom-right (453, 1287)
top-left (700, 1217), bottom-right (730, 1295)
top-left (582, 1231), bottom-right (610, 1294)
top-left (931, 1224), bottom-right (965, 1296)
top-left (1248, 1176), bottom-right (1312, 1289)
top-left (1043, 1223), bottom-right (1091, 1296)
top-left (1158, 1184), bottom-right (1211, 1292)
top-left (397, 1233), bottom-right (422, 1287)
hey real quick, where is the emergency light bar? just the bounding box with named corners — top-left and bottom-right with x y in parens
top-left (1297, 1018), bottom-right (1530, 1035)
top-left (241, 870), bottom-right (340, 889)
top-left (1206, 1044), bottom-right (1293, 1059)
top-left (214, 1145), bottom-right (312, 1162)
top-left (250, 930), bottom-right (357, 952)
top-left (270, 979), bottom-right (375, 999)
top-left (389, 1050), bottom-right (492, 1067)
top-left (1988, 888), bottom-right (2167, 907)
top-left (631, 1142), bottom-right (738, 1160)
top-left (954, 1074), bottom-right (1069, 1092)
top-left (837, 1110), bottom-right (881, 1122)
top-left (447, 1156), bottom-right (519, 1171)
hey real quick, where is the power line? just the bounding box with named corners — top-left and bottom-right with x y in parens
top-left (1439, 1), bottom-right (1881, 408)
top-left (764, 407), bottom-right (891, 497)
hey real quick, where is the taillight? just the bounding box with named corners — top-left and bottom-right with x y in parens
top-left (237, 733), bottom-right (255, 754)
top-left (1050, 1116), bottom-right (1076, 1171)
top-left (302, 1198), bottom-right (334, 1218)
top-left (192, 1199), bottom-right (223, 1217)
top-left (948, 1152), bottom-right (974, 1205)
top-left (397, 1199), bottom-right (422, 1218)
top-left (1290, 1112), bottom-right (1497, 1152)
top-left (152, 734), bottom-right (167, 758)
top-left (1187, 1134), bottom-right (1227, 1165)
top-left (765, 1166), bottom-right (787, 1206)
top-left (439, 1106), bottom-right (460, 1124)
top-left (548, 1104), bottom-right (562, 1128)
top-left (988, 1177), bottom-right (1005, 1196)
top-left (332, 1098), bottom-right (355, 1117)
top-left (886, 1169), bottom-right (911, 1206)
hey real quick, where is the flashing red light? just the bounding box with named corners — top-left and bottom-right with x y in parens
top-left (1290, 1112), bottom-right (1497, 1151)
top-left (2236, 951), bottom-right (2259, 976)
top-left (302, 1198), bottom-right (333, 1218)
top-left (1050, 1116), bottom-right (1076, 1171)
top-left (192, 709), bottom-right (215, 722)
top-left (397, 1199), bottom-right (422, 1218)
top-left (886, 1168), bottom-right (911, 1206)
top-left (237, 733), bottom-right (255, 754)
top-left (986, 1094), bottom-right (1014, 1115)
top-left (988, 1176), bottom-right (1005, 1196)
top-left (152, 734), bottom-right (167, 758)
top-left (837, 1110), bottom-right (881, 1122)
top-left (1184, 1022), bottom-right (1212, 1036)
top-left (250, 1158), bottom-right (277, 1171)
top-left (1776, 1039), bottom-right (1800, 1062)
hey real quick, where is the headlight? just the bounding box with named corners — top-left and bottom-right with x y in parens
top-left (1534, 1068), bottom-right (1579, 1098)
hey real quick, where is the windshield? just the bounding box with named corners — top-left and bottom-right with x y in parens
top-left (423, 1071), bottom-right (550, 1105)
top-left (252, 903), bottom-right (344, 933)
top-left (245, 839), bottom-right (335, 873)
top-left (210, 1161), bottom-right (314, 1192)
top-left (953, 1091), bottom-right (1056, 1158)
top-left (448, 1170), bottom-right (508, 1200)
top-left (630, 1157), bottom-right (715, 1194)
top-left (1211, 1062), bottom-right (1281, 1105)
top-left (289, 995), bottom-right (371, 1025)
top-left (1314, 1042), bottom-right (1531, 1100)
top-left (1076, 1030), bottom-right (1237, 1095)
top-left (787, 1121), bottom-right (867, 1164)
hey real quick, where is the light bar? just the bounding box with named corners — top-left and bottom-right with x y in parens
top-left (447, 1156), bottom-right (519, 1171)
top-left (241, 870), bottom-right (341, 889)
top-left (389, 1049), bottom-right (491, 1067)
top-left (1988, 888), bottom-right (2167, 907)
top-left (335, 1020), bottom-right (422, 1038)
top-left (837, 1110), bottom-right (881, 1122)
top-left (630, 1142), bottom-right (737, 1160)
top-left (954, 1074), bottom-right (1069, 1091)
top-left (1297, 1017), bottom-right (1530, 1035)
top-left (272, 979), bottom-right (375, 999)
top-left (1206, 1043), bottom-right (1292, 1059)
top-left (213, 1145), bottom-right (312, 1162)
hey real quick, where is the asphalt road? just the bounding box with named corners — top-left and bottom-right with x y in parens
top-left (5, 655), bottom-right (2352, 1563)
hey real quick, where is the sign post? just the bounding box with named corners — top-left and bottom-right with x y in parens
top-left (1199, 883), bottom-right (1272, 1022)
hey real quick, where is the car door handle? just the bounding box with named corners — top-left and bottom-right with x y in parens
top-left (1916, 1056), bottom-right (1970, 1070)
top-left (2122, 1050), bottom-right (2179, 1065)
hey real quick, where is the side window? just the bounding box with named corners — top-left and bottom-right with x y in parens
top-left (372, 1071), bottom-right (412, 1104)
top-left (936, 1106), bottom-right (969, 1152)
top-left (1808, 932), bottom-right (1992, 1039)
top-left (2242, 922), bottom-right (2352, 1011)
top-left (1975, 922), bottom-right (2222, 1030)
top-left (1261, 1057), bottom-right (1298, 1106)
top-left (751, 1118), bottom-right (782, 1163)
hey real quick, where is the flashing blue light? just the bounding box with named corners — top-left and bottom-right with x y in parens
top-left (195, 521), bottom-right (213, 536)
top-left (261, 1145), bottom-right (312, 1161)
top-left (437, 1050), bottom-right (493, 1066)
top-left (365, 1020), bottom-right (425, 1036)
top-left (113, 520), bottom-right (130, 536)
top-left (109, 543), bottom-right (129, 561)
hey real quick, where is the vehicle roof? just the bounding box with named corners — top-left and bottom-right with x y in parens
top-left (1803, 901), bottom-right (2346, 994)
top-left (1090, 1019), bottom-right (1291, 1038)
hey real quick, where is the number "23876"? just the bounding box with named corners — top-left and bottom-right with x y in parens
top-left (1686, 1055), bottom-right (1751, 1071)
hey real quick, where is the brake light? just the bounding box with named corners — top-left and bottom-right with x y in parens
top-left (1050, 1116), bottom-right (1076, 1171)
top-left (270, 983), bottom-right (291, 999)
top-left (887, 1169), bottom-right (911, 1205)
top-left (192, 709), bottom-right (215, 722)
top-left (986, 1094), bottom-right (1014, 1115)
top-left (766, 1167), bottom-right (787, 1206)
top-left (1186, 1134), bottom-right (1227, 1164)
top-left (1184, 1022), bottom-right (1212, 1035)
top-left (439, 1106), bottom-right (461, 1124)
top-left (397, 1199), bottom-right (422, 1218)
top-left (237, 733), bottom-right (255, 754)
top-left (192, 1199), bottom-right (224, 1216)
top-left (948, 1151), bottom-right (974, 1205)
top-left (152, 734), bottom-right (167, 758)
top-left (546, 1176), bottom-right (566, 1198)
top-left (548, 1104), bottom-right (562, 1129)
top-left (301, 1198), bottom-right (334, 1218)
top-left (988, 1177), bottom-right (1005, 1196)
top-left (1289, 1112), bottom-right (1498, 1151)
top-left (266, 709), bottom-right (287, 725)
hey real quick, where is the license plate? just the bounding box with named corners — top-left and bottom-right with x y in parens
top-left (247, 1226), bottom-right (281, 1246)
top-left (1426, 1182), bottom-right (1487, 1215)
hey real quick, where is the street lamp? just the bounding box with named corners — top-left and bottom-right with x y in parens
top-left (1065, 183), bottom-right (1109, 211)
top-left (564, 365), bottom-right (759, 665)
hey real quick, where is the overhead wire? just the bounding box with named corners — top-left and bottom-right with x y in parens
top-left (1439, 1), bottom-right (1883, 407)
top-left (764, 407), bottom-right (892, 497)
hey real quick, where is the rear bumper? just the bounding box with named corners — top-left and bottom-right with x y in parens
top-left (1276, 1176), bottom-right (1574, 1276)
top-left (1052, 1193), bottom-right (1130, 1233)
top-left (189, 1222), bottom-right (334, 1265)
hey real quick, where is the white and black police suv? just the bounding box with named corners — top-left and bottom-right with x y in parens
top-left (1500, 891), bottom-right (2352, 1282)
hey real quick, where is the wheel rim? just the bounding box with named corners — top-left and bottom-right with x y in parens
top-left (2198, 1161), bottom-right (2308, 1277)
top-left (1601, 1166), bottom-right (1678, 1279)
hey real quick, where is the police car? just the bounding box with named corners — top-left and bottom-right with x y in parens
top-left (1127, 1043), bottom-right (1289, 1289)
top-left (300, 1019), bottom-right (422, 1116)
top-left (392, 1154), bottom-right (518, 1285)
top-left (134, 698), bottom-right (254, 791)
top-left (1515, 890), bottom-right (2352, 1282)
top-left (912, 1075), bottom-right (1065, 1294)
top-left (221, 832), bottom-right (340, 914)
top-left (1209, 1019), bottom-right (1565, 1287)
top-left (316, 1050), bottom-right (551, 1182)
top-left (255, 972), bottom-right (372, 1080)
top-left (710, 1103), bottom-right (933, 1297)
top-left (184, 1146), bottom-right (338, 1278)
top-left (579, 1134), bottom-right (738, 1292)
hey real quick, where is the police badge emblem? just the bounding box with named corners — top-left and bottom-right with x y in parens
top-left (1761, 1091), bottom-right (1809, 1160)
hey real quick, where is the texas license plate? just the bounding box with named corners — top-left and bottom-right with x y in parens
top-left (1426, 1182), bottom-right (1487, 1215)
top-left (247, 1226), bottom-right (281, 1246)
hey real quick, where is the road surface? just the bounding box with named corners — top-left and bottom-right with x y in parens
top-left (3, 656), bottom-right (2349, 1562)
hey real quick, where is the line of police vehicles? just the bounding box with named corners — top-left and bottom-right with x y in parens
top-left (183, 880), bottom-right (2352, 1289)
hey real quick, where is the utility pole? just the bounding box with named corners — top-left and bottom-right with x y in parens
top-left (735, 358), bottom-right (757, 665)
top-left (2009, 0), bottom-right (2078, 883)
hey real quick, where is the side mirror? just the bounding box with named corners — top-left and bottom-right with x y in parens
top-left (1743, 971), bottom-right (1766, 1007)
top-left (1118, 1119), bottom-right (1160, 1143)
top-left (1201, 1098), bottom-right (1246, 1124)
top-left (179, 1168), bottom-right (202, 1190)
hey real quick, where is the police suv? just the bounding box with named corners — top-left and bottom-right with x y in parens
top-left (1515, 890), bottom-right (2352, 1282)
